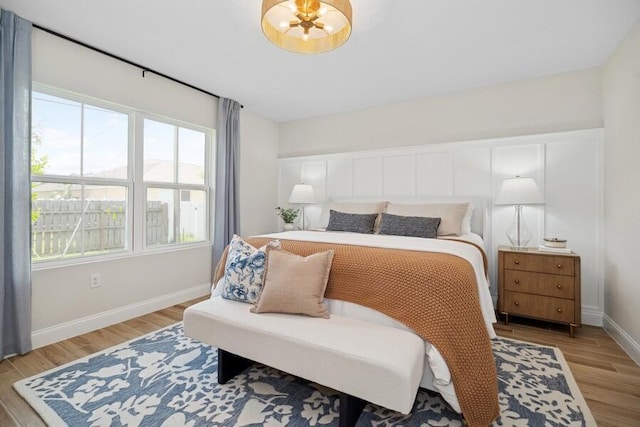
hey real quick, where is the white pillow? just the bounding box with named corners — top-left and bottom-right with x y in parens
top-left (461, 204), bottom-right (474, 235)
top-left (328, 201), bottom-right (387, 215)
top-left (385, 202), bottom-right (470, 236)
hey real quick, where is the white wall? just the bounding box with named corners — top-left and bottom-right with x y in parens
top-left (277, 67), bottom-right (606, 328)
top-left (279, 68), bottom-right (603, 157)
top-left (239, 110), bottom-right (280, 237)
top-left (277, 129), bottom-right (605, 326)
top-left (31, 29), bottom-right (279, 347)
top-left (32, 29), bottom-right (215, 128)
top-left (602, 20), bottom-right (640, 364)
top-left (275, 46), bottom-right (640, 362)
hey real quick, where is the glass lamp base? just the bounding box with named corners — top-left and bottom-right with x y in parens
top-left (506, 205), bottom-right (532, 249)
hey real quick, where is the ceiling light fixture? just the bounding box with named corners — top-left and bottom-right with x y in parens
top-left (261, 0), bottom-right (352, 54)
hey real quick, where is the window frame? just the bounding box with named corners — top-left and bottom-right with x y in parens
top-left (31, 84), bottom-right (214, 269)
top-left (138, 112), bottom-right (213, 252)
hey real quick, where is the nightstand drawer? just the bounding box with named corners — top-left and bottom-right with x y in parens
top-left (503, 252), bottom-right (574, 276)
top-left (504, 270), bottom-right (575, 299)
top-left (504, 291), bottom-right (575, 323)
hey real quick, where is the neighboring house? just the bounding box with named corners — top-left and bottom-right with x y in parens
top-left (34, 159), bottom-right (206, 202)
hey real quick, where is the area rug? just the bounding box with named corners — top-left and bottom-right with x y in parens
top-left (14, 323), bottom-right (595, 426)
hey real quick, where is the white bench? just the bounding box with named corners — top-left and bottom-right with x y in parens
top-left (183, 297), bottom-right (425, 427)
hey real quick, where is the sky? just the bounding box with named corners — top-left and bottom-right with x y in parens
top-left (32, 91), bottom-right (206, 183)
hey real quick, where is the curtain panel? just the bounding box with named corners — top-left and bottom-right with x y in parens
top-left (212, 98), bottom-right (241, 273)
top-left (0, 9), bottom-right (33, 358)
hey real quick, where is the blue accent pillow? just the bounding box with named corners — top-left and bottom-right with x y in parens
top-left (221, 235), bottom-right (280, 304)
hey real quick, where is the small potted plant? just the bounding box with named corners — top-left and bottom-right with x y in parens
top-left (275, 206), bottom-right (299, 231)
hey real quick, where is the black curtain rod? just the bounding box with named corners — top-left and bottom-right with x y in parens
top-left (33, 24), bottom-right (242, 107)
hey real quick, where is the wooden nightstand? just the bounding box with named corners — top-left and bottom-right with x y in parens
top-left (498, 246), bottom-right (581, 337)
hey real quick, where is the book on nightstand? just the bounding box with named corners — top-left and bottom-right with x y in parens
top-left (538, 245), bottom-right (572, 254)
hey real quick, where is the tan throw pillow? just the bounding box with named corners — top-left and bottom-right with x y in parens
top-left (386, 202), bottom-right (470, 236)
top-left (328, 201), bottom-right (387, 215)
top-left (251, 247), bottom-right (334, 318)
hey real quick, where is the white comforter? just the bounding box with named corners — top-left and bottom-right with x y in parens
top-left (212, 230), bottom-right (496, 413)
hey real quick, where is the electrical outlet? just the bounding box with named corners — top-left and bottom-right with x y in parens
top-left (90, 273), bottom-right (101, 288)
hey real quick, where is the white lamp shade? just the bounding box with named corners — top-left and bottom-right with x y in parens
top-left (288, 184), bottom-right (315, 204)
top-left (495, 177), bottom-right (544, 205)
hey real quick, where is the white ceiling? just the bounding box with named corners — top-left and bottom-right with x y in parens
top-left (2, 0), bottom-right (640, 122)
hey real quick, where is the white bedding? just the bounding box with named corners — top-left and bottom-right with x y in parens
top-left (212, 230), bottom-right (496, 413)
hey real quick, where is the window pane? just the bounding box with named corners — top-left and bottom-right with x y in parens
top-left (179, 190), bottom-right (207, 242)
top-left (144, 119), bottom-right (175, 182)
top-left (83, 185), bottom-right (127, 255)
top-left (31, 183), bottom-right (128, 261)
top-left (31, 182), bottom-right (82, 261)
top-left (83, 104), bottom-right (129, 179)
top-left (146, 188), bottom-right (176, 246)
top-left (146, 188), bottom-right (207, 246)
top-left (83, 185), bottom-right (128, 255)
top-left (178, 127), bottom-right (205, 185)
top-left (32, 92), bottom-right (81, 176)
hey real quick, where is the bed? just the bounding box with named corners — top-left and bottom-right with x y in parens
top-left (211, 199), bottom-right (497, 419)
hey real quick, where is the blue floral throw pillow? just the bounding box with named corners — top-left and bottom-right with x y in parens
top-left (221, 235), bottom-right (279, 304)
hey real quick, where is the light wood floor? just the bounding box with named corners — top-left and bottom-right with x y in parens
top-left (0, 300), bottom-right (638, 426)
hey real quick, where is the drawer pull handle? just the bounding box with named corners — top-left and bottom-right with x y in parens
top-left (514, 301), bottom-right (520, 306)
top-left (557, 308), bottom-right (563, 313)
top-left (556, 284), bottom-right (562, 289)
top-left (557, 264), bottom-right (563, 269)
top-left (514, 260), bottom-right (520, 265)
top-left (514, 279), bottom-right (520, 284)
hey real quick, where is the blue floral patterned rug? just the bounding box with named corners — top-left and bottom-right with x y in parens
top-left (14, 323), bottom-right (595, 426)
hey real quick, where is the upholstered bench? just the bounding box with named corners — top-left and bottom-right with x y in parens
top-left (183, 297), bottom-right (425, 427)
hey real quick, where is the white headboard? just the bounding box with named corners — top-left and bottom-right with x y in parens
top-left (278, 129), bottom-right (605, 318)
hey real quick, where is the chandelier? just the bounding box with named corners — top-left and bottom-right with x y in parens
top-left (261, 0), bottom-right (353, 54)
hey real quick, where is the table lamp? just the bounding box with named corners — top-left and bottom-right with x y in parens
top-left (288, 184), bottom-right (315, 230)
top-left (495, 176), bottom-right (544, 249)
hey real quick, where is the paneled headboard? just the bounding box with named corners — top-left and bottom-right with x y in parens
top-left (277, 128), bottom-right (604, 321)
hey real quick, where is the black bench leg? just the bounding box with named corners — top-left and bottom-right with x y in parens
top-left (339, 393), bottom-right (366, 427)
top-left (217, 348), bottom-right (255, 384)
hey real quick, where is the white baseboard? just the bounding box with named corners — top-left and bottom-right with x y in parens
top-left (31, 283), bottom-right (211, 349)
top-left (581, 306), bottom-right (603, 327)
top-left (603, 314), bottom-right (640, 366)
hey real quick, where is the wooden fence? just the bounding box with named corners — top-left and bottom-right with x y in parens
top-left (32, 200), bottom-right (168, 259)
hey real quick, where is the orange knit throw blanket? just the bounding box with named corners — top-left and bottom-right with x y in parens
top-left (215, 237), bottom-right (499, 426)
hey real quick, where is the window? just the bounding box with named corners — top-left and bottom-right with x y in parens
top-left (143, 118), bottom-right (209, 247)
top-left (31, 87), bottom-right (213, 264)
top-left (31, 92), bottom-right (131, 261)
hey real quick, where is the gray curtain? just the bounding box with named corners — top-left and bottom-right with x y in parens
top-left (212, 97), bottom-right (241, 271)
top-left (0, 9), bottom-right (33, 358)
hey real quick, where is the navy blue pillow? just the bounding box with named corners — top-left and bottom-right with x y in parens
top-left (326, 210), bottom-right (378, 234)
top-left (378, 213), bottom-right (440, 238)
